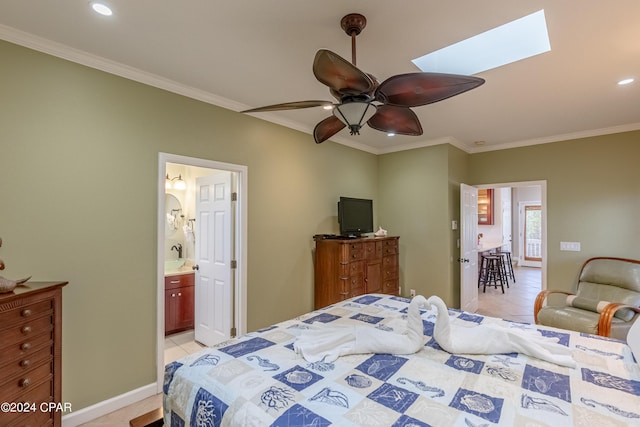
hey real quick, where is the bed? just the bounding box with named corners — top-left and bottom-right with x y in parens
top-left (163, 294), bottom-right (640, 426)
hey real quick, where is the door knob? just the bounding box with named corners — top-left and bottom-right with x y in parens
top-left (457, 258), bottom-right (470, 263)
top-left (192, 264), bottom-right (199, 271)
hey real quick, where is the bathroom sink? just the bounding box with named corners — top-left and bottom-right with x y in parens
top-left (165, 258), bottom-right (186, 271)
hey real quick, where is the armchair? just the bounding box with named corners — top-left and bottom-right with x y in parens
top-left (534, 257), bottom-right (640, 340)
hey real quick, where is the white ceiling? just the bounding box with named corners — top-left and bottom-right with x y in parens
top-left (1, 0), bottom-right (639, 154)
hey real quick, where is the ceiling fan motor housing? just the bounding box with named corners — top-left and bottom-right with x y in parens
top-left (341, 13), bottom-right (367, 36)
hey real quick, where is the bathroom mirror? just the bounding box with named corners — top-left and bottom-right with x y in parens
top-left (165, 193), bottom-right (183, 237)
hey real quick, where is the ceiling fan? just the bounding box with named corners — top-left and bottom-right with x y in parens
top-left (242, 13), bottom-right (485, 144)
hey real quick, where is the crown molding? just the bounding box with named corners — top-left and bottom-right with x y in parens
top-left (2, 24), bottom-right (637, 157)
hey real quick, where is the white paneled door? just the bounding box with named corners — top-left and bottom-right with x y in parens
top-left (194, 172), bottom-right (232, 347)
top-left (460, 184), bottom-right (478, 312)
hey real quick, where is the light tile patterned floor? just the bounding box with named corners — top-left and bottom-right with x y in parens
top-left (476, 266), bottom-right (542, 324)
top-left (164, 330), bottom-right (205, 365)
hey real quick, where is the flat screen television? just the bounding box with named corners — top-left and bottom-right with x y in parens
top-left (338, 197), bottom-right (374, 237)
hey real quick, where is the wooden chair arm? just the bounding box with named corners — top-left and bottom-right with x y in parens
top-left (597, 304), bottom-right (640, 338)
top-left (534, 290), bottom-right (573, 324)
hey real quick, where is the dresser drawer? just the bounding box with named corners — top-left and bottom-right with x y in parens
top-left (2, 379), bottom-right (54, 427)
top-left (349, 260), bottom-right (364, 275)
top-left (0, 344), bottom-right (53, 383)
top-left (0, 360), bottom-right (53, 402)
top-left (364, 241), bottom-right (382, 260)
top-left (348, 249), bottom-right (364, 261)
top-left (382, 255), bottom-right (397, 270)
top-left (0, 331), bottom-right (53, 371)
top-left (7, 408), bottom-right (54, 427)
top-left (382, 240), bottom-right (398, 256)
top-left (0, 300), bottom-right (53, 327)
top-left (0, 315), bottom-right (53, 349)
top-left (165, 273), bottom-right (194, 290)
top-left (348, 273), bottom-right (364, 291)
top-left (382, 279), bottom-right (399, 295)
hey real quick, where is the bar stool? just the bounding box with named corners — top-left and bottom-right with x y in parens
top-left (478, 254), bottom-right (505, 293)
top-left (495, 250), bottom-right (516, 283)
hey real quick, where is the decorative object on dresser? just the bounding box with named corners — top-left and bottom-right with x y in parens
top-left (0, 281), bottom-right (67, 427)
top-left (0, 237), bottom-right (32, 294)
top-left (165, 273), bottom-right (195, 335)
top-left (313, 235), bottom-right (399, 309)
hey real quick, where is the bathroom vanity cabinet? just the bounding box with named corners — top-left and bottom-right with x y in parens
top-left (164, 273), bottom-right (194, 335)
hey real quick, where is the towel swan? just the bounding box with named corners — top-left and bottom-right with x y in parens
top-left (424, 295), bottom-right (576, 368)
top-left (294, 295), bottom-right (428, 362)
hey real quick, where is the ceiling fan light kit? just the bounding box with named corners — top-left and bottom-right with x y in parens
top-left (243, 13), bottom-right (485, 144)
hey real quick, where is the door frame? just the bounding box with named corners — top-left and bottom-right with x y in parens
top-left (518, 201), bottom-right (542, 267)
top-left (474, 180), bottom-right (547, 291)
top-left (156, 153), bottom-right (248, 393)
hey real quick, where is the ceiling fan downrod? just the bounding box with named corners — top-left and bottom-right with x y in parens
top-left (340, 13), bottom-right (366, 66)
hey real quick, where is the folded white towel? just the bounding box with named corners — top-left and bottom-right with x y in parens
top-left (426, 295), bottom-right (576, 368)
top-left (294, 296), bottom-right (428, 362)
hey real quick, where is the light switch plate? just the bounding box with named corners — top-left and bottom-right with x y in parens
top-left (560, 241), bottom-right (581, 251)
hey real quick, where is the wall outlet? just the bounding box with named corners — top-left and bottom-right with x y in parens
top-left (410, 289), bottom-right (416, 297)
top-left (560, 241), bottom-right (581, 251)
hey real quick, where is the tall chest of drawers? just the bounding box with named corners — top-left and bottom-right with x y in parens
top-left (0, 281), bottom-right (67, 427)
top-left (314, 236), bottom-right (399, 309)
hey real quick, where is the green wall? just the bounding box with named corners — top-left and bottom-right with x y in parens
top-left (469, 132), bottom-right (640, 290)
top-left (0, 40), bottom-right (377, 410)
top-left (377, 144), bottom-right (456, 304)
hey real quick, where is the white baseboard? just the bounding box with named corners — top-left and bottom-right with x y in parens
top-left (62, 383), bottom-right (158, 427)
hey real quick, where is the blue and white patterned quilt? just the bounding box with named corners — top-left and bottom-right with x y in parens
top-left (163, 294), bottom-right (640, 426)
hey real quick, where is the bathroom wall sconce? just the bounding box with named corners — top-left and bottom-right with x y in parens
top-left (165, 174), bottom-right (187, 190)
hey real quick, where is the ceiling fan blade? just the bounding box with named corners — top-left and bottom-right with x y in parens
top-left (313, 116), bottom-right (346, 144)
top-left (376, 73), bottom-right (485, 107)
top-left (313, 49), bottom-right (375, 96)
top-left (367, 105), bottom-right (423, 136)
top-left (242, 100), bottom-right (332, 113)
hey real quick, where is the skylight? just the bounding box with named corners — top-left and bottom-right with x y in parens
top-left (412, 9), bottom-right (550, 75)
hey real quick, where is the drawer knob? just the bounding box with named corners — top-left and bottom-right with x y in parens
top-left (170, 280), bottom-right (180, 284)
top-left (21, 342), bottom-right (31, 351)
top-left (20, 359), bottom-right (30, 368)
top-left (21, 309), bottom-right (32, 317)
top-left (21, 325), bottom-right (32, 334)
top-left (177, 292), bottom-right (182, 297)
top-left (171, 293), bottom-right (176, 297)
top-left (19, 378), bottom-right (31, 388)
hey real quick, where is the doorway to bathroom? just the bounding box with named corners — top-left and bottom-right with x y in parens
top-left (156, 153), bottom-right (247, 391)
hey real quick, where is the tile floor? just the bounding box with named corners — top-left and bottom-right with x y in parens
top-left (476, 266), bottom-right (542, 324)
top-left (163, 330), bottom-right (206, 365)
top-left (80, 268), bottom-right (541, 425)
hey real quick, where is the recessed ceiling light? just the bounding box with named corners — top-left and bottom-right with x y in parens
top-left (412, 9), bottom-right (550, 75)
top-left (618, 78), bottom-right (635, 86)
top-left (322, 104), bottom-right (334, 110)
top-left (387, 132), bottom-right (396, 137)
top-left (90, 1), bottom-right (113, 16)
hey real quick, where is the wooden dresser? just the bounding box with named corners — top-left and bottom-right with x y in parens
top-left (0, 281), bottom-right (67, 427)
top-left (314, 236), bottom-right (399, 309)
top-left (165, 273), bottom-right (194, 335)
